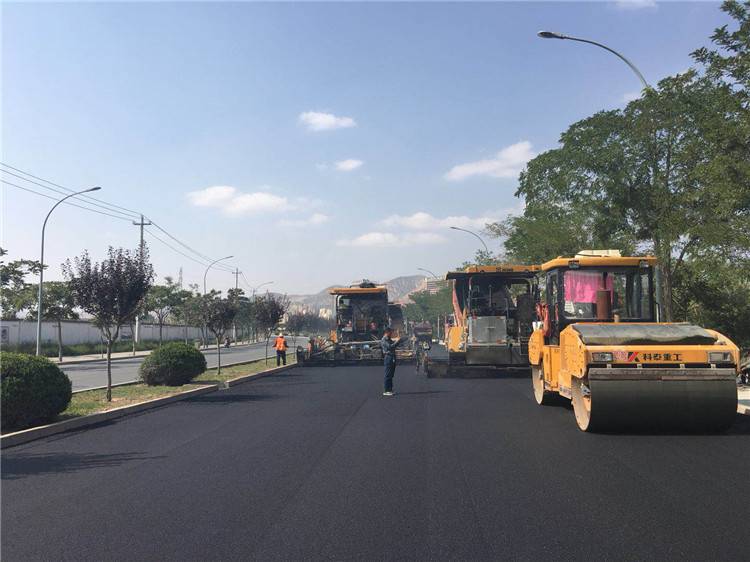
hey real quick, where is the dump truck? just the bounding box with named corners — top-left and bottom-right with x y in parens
top-left (300, 281), bottom-right (413, 364)
top-left (529, 251), bottom-right (739, 432)
top-left (427, 265), bottom-right (539, 377)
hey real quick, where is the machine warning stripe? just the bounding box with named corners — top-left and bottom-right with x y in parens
top-left (588, 368), bottom-right (736, 381)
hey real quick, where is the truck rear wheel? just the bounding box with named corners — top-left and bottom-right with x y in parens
top-left (532, 364), bottom-right (551, 405)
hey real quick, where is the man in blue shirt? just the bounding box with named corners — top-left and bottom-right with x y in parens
top-left (381, 326), bottom-right (405, 396)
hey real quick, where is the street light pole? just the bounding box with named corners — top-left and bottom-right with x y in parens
top-left (449, 226), bottom-right (489, 253)
top-left (251, 281), bottom-right (274, 299)
top-left (249, 281), bottom-right (273, 343)
top-left (203, 255), bottom-right (234, 295)
top-left (231, 268), bottom-right (242, 342)
top-left (537, 31), bottom-right (650, 89)
top-left (36, 186), bottom-right (102, 355)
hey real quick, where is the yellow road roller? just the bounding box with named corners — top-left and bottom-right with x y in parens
top-left (528, 251), bottom-right (739, 432)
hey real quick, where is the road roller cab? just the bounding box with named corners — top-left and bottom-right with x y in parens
top-left (528, 250), bottom-right (739, 431)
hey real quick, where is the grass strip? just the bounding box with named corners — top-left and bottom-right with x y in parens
top-left (194, 353), bottom-right (297, 385)
top-left (62, 384), bottom-right (206, 418)
top-left (59, 354), bottom-right (296, 420)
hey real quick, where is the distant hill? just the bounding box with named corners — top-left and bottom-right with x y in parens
top-left (288, 275), bottom-right (427, 311)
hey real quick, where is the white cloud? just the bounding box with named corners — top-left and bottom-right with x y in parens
top-left (334, 159), bottom-right (364, 172)
top-left (278, 213), bottom-right (330, 227)
top-left (299, 111), bottom-right (357, 131)
top-left (186, 185), bottom-right (236, 207)
top-left (336, 231), bottom-right (446, 248)
top-left (187, 185), bottom-right (289, 216)
top-left (615, 0), bottom-right (657, 9)
top-left (380, 212), bottom-right (498, 231)
top-left (445, 141), bottom-right (536, 182)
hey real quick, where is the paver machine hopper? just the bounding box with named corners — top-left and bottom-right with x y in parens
top-left (529, 251), bottom-right (739, 432)
top-left (300, 281), bottom-right (412, 364)
top-left (427, 265), bottom-right (539, 377)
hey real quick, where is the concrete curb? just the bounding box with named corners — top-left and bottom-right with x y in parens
top-left (738, 387), bottom-right (749, 416)
top-left (1, 362), bottom-right (299, 449)
top-left (70, 356), bottom-right (292, 393)
top-left (52, 341), bottom-right (266, 366)
top-left (54, 352), bottom-right (151, 366)
top-left (1, 385), bottom-right (218, 449)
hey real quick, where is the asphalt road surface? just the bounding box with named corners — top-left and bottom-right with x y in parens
top-left (3, 365), bottom-right (749, 561)
top-left (61, 338), bottom-right (302, 391)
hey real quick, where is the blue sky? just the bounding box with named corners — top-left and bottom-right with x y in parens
top-left (1, 1), bottom-right (727, 294)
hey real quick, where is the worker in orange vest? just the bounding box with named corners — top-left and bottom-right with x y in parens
top-left (273, 333), bottom-right (289, 366)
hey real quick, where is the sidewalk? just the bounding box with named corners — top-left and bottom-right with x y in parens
top-left (49, 341), bottom-right (261, 365)
top-left (739, 386), bottom-right (750, 415)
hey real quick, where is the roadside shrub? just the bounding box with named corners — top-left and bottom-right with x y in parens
top-left (1, 352), bottom-right (73, 432)
top-left (139, 342), bottom-right (206, 386)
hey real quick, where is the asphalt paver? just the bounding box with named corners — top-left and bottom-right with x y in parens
top-left (3, 365), bottom-right (749, 561)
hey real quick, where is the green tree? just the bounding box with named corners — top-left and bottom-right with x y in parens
top-left (24, 281), bottom-right (79, 361)
top-left (255, 294), bottom-right (290, 363)
top-left (63, 247), bottom-right (154, 401)
top-left (692, 1), bottom-right (750, 104)
top-left (145, 277), bottom-right (188, 344)
top-left (172, 284), bottom-right (204, 345)
top-left (202, 294), bottom-right (237, 375)
top-left (234, 294), bottom-right (258, 343)
top-left (492, 72), bottom-right (749, 321)
top-left (0, 248), bottom-right (43, 320)
top-left (227, 287), bottom-right (250, 342)
top-left (404, 286), bottom-right (453, 338)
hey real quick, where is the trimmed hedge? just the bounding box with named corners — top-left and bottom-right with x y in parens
top-left (1, 352), bottom-right (73, 432)
top-left (139, 342), bottom-right (206, 386)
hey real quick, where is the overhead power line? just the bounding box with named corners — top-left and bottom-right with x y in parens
top-left (3, 163), bottom-right (238, 275)
top-left (2, 179), bottom-right (133, 222)
top-left (146, 220), bottom-right (224, 265)
top-left (1, 168), bottom-right (137, 221)
top-left (0, 162), bottom-right (142, 218)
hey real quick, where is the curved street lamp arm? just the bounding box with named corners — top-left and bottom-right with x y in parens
top-left (36, 186), bottom-right (101, 355)
top-left (417, 268), bottom-right (438, 278)
top-left (449, 226), bottom-right (490, 253)
top-left (203, 255), bottom-right (234, 295)
top-left (563, 35), bottom-right (649, 89)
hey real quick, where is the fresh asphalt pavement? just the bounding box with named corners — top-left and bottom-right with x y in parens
top-left (3, 364), bottom-right (749, 561)
top-left (61, 338), bottom-right (303, 391)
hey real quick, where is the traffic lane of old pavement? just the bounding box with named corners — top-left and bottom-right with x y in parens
top-left (61, 338), bottom-right (301, 391)
top-left (2, 366), bottom-right (748, 561)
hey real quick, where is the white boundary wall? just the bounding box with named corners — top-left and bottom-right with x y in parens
top-left (0, 319), bottom-right (203, 347)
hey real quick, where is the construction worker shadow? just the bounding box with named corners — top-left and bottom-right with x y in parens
top-left (1, 451), bottom-right (162, 480)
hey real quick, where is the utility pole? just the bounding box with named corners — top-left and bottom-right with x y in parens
top-left (132, 214), bottom-right (151, 343)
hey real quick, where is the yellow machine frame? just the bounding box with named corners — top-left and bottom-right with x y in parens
top-left (431, 264), bottom-right (539, 377)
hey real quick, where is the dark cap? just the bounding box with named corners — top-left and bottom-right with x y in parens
top-left (384, 326), bottom-right (393, 333)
